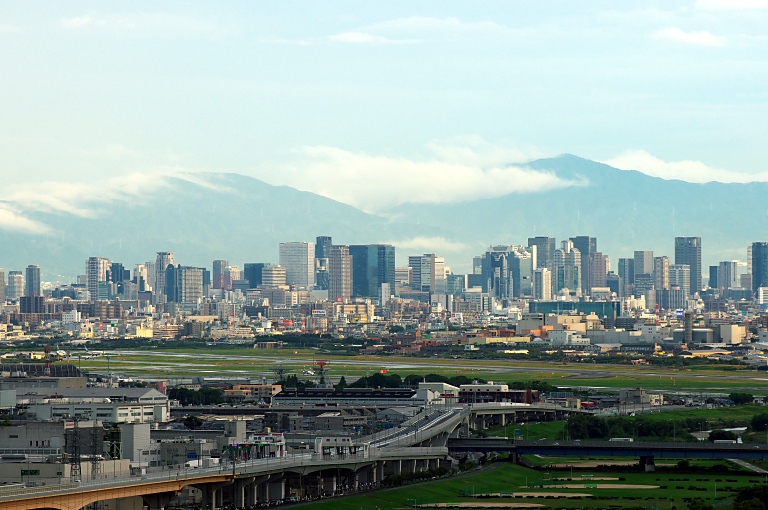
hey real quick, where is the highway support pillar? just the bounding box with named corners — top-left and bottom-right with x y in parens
top-left (639, 456), bottom-right (656, 472)
top-left (268, 473), bottom-right (285, 501)
top-left (234, 476), bottom-right (255, 508)
top-left (144, 491), bottom-right (175, 510)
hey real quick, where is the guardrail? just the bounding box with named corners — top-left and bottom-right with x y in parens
top-left (0, 447), bottom-right (453, 502)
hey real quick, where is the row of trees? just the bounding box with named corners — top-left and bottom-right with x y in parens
top-left (566, 414), bottom-right (706, 441)
top-left (567, 409), bottom-right (767, 442)
top-left (168, 387), bottom-right (224, 406)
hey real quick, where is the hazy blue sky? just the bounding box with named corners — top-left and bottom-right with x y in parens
top-left (1, 1), bottom-right (767, 217)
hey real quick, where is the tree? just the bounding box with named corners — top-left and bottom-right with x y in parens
top-left (335, 375), bottom-right (348, 391)
top-left (687, 499), bottom-right (714, 510)
top-left (734, 499), bottom-right (766, 510)
top-left (183, 415), bottom-right (203, 430)
top-left (750, 413), bottom-right (768, 432)
top-left (729, 392), bottom-right (754, 405)
top-left (708, 429), bottom-right (737, 442)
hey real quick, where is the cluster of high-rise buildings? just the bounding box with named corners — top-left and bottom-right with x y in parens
top-left (3, 235), bottom-right (768, 339)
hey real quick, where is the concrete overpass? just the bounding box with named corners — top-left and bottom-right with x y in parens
top-left (0, 447), bottom-right (452, 510)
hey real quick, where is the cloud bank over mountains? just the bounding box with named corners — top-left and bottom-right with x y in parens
top-left (3, 141), bottom-right (768, 236)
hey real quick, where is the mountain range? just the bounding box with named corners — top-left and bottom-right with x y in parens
top-left (0, 155), bottom-right (761, 281)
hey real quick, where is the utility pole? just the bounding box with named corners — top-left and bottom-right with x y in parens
top-left (70, 418), bottom-right (81, 483)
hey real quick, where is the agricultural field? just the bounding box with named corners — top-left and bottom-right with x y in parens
top-left (297, 460), bottom-right (768, 510)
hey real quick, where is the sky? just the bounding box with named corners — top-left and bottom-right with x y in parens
top-left (1, 1), bottom-right (768, 218)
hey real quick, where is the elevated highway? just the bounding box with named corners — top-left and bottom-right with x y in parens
top-left (447, 438), bottom-right (768, 471)
top-left (0, 446), bottom-right (450, 510)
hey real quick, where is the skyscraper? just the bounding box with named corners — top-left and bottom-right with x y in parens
top-left (243, 263), bottom-right (265, 289)
top-left (670, 264), bottom-right (691, 297)
top-left (349, 244), bottom-right (396, 298)
top-left (527, 236), bottom-right (556, 269)
top-left (155, 252), bottom-right (175, 297)
top-left (653, 256), bottom-right (670, 291)
top-left (7, 271), bottom-right (23, 300)
top-left (589, 252), bottom-right (609, 290)
top-left (409, 254), bottom-right (438, 294)
top-left (0, 269), bottom-right (4, 303)
top-left (480, 247), bottom-right (512, 300)
top-left (165, 266), bottom-right (204, 304)
top-left (329, 246), bottom-right (352, 301)
top-left (553, 240), bottom-right (581, 295)
top-left (717, 261), bottom-right (739, 292)
top-left (315, 236), bottom-right (333, 259)
top-left (618, 258), bottom-right (635, 290)
top-left (134, 264), bottom-right (149, 292)
top-left (751, 242), bottom-right (768, 293)
top-left (212, 259), bottom-right (229, 290)
top-left (633, 251), bottom-right (654, 278)
top-left (314, 236), bottom-right (333, 291)
top-left (86, 256), bottom-right (110, 302)
top-left (533, 268), bottom-right (552, 300)
top-left (570, 236), bottom-right (596, 294)
top-left (261, 264), bottom-right (287, 287)
top-left (675, 237), bottom-right (702, 295)
top-left (279, 242), bottom-right (315, 289)
top-left (110, 262), bottom-right (130, 283)
top-left (25, 264), bottom-right (41, 297)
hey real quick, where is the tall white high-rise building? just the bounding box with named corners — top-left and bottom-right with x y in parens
top-left (0, 269), bottom-right (5, 303)
top-left (86, 256), bottom-right (110, 302)
top-left (7, 271), bottom-right (23, 300)
top-left (533, 268), bottom-right (552, 300)
top-left (134, 264), bottom-right (149, 291)
top-left (329, 246), bottom-right (352, 301)
top-left (155, 252), bottom-right (175, 297)
top-left (670, 264), bottom-right (691, 297)
top-left (279, 242), bottom-right (315, 289)
top-left (178, 267), bottom-right (204, 304)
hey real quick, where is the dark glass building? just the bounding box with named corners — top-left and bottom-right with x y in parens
top-left (349, 244), bottom-right (396, 298)
top-left (751, 242), bottom-right (768, 293)
top-left (675, 237), bottom-right (702, 295)
top-left (244, 263), bottom-right (266, 289)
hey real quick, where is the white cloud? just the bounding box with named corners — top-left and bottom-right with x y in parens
top-left (369, 16), bottom-right (510, 35)
top-left (696, 0), bottom-right (768, 10)
top-left (652, 27), bottom-right (725, 47)
top-left (60, 13), bottom-right (237, 38)
top-left (425, 136), bottom-right (545, 167)
top-left (61, 16), bottom-right (96, 29)
top-left (384, 236), bottom-right (470, 254)
top-left (603, 150), bottom-right (768, 183)
top-left (255, 142), bottom-right (577, 213)
top-left (328, 31), bottom-right (417, 45)
top-left (0, 170), bottom-right (194, 218)
top-left (0, 206), bottom-right (50, 235)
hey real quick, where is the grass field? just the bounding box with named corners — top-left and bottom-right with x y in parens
top-left (294, 460), bottom-right (767, 510)
top-left (62, 346), bottom-right (768, 394)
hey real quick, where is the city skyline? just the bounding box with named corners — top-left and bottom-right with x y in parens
top-left (2, 235), bottom-right (764, 297)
